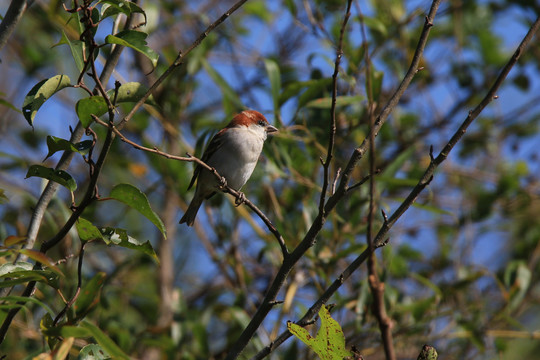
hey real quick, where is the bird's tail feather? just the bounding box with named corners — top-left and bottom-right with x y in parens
top-left (179, 197), bottom-right (203, 226)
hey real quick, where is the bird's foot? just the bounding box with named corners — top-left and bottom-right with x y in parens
top-left (235, 192), bottom-right (246, 206)
top-left (218, 176), bottom-right (228, 189)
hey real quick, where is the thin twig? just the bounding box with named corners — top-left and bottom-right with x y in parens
top-left (359, 0), bottom-right (396, 358)
top-left (53, 242), bottom-right (87, 325)
top-left (318, 0), bottom-right (352, 215)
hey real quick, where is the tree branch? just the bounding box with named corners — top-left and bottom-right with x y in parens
top-left (0, 0), bottom-right (28, 53)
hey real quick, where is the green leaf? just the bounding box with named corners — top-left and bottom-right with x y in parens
top-left (105, 82), bottom-right (158, 107)
top-left (100, 0), bottom-right (147, 24)
top-left (264, 58), bottom-right (281, 113)
top-left (367, 68), bottom-right (384, 102)
top-left (200, 58), bottom-right (244, 116)
top-left (305, 95), bottom-right (364, 109)
top-left (16, 249), bottom-right (63, 277)
top-left (243, 1), bottom-right (272, 22)
top-left (105, 30), bottom-right (158, 68)
top-left (26, 165), bottom-right (77, 191)
top-left (504, 261), bottom-right (531, 312)
top-left (45, 136), bottom-right (93, 161)
top-left (0, 264), bottom-right (60, 289)
top-left (53, 31), bottom-right (85, 72)
top-left (22, 75), bottom-right (71, 126)
top-left (288, 305), bottom-right (352, 360)
top-left (78, 344), bottom-right (111, 360)
top-left (73, 272), bottom-right (107, 320)
top-left (76, 218), bottom-right (105, 243)
top-left (362, 16), bottom-right (388, 37)
top-left (76, 83), bottom-right (157, 127)
top-left (0, 295), bottom-right (56, 317)
top-left (101, 227), bottom-right (159, 263)
top-left (109, 184), bottom-right (166, 238)
top-left (297, 78), bottom-right (333, 109)
top-left (76, 96), bottom-right (108, 128)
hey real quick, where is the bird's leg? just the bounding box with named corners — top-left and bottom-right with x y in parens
top-left (235, 192), bottom-right (246, 207)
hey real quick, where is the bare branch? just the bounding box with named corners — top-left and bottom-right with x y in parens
top-left (318, 0), bottom-right (353, 215)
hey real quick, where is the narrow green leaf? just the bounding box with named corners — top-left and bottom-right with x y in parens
top-left (305, 95), bottom-right (364, 109)
top-left (288, 305), bottom-right (352, 360)
top-left (73, 272), bottom-right (107, 320)
top-left (367, 68), bottom-right (384, 102)
top-left (200, 58), bottom-right (244, 116)
top-left (264, 58), bottom-right (281, 112)
top-left (80, 320), bottom-right (130, 360)
top-left (44, 325), bottom-right (91, 338)
top-left (105, 30), bottom-right (158, 68)
top-left (109, 184), bottom-right (166, 238)
top-left (76, 96), bottom-right (108, 128)
top-left (243, 1), bottom-right (272, 22)
top-left (76, 218), bottom-right (105, 243)
top-left (4, 235), bottom-right (26, 246)
top-left (297, 78), bottom-right (333, 109)
top-left (0, 268), bottom-right (60, 289)
top-left (45, 136), bottom-right (93, 161)
top-left (361, 16), bottom-right (388, 37)
top-left (26, 165), bottom-right (77, 191)
top-left (101, 0), bottom-right (147, 24)
top-left (1, 295), bottom-right (56, 317)
top-left (16, 249), bottom-right (63, 277)
top-left (101, 227), bottom-right (159, 263)
top-left (22, 75), bottom-right (71, 126)
top-left (53, 31), bottom-right (85, 72)
top-left (105, 82), bottom-right (158, 107)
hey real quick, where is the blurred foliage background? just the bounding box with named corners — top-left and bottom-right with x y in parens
top-left (0, 0), bottom-right (540, 359)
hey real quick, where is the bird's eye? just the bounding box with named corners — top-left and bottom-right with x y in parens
top-left (258, 120), bottom-right (266, 127)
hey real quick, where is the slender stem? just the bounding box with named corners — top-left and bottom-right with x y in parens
top-left (318, 0), bottom-right (352, 214)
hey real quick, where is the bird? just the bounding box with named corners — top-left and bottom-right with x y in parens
top-left (180, 110), bottom-right (278, 226)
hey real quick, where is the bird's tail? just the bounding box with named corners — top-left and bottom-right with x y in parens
top-left (179, 197), bottom-right (203, 226)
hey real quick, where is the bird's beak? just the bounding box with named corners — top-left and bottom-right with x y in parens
top-left (266, 124), bottom-right (278, 134)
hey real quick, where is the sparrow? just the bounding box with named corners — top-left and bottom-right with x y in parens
top-left (180, 110), bottom-right (278, 226)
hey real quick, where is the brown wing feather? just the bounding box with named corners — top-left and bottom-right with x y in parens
top-left (187, 127), bottom-right (228, 190)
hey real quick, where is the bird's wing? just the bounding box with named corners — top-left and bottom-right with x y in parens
top-left (187, 128), bottom-right (227, 190)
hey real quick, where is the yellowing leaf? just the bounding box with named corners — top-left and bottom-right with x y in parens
top-left (288, 305), bottom-right (353, 360)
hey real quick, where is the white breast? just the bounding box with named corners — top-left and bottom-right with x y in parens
top-left (206, 125), bottom-right (266, 190)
